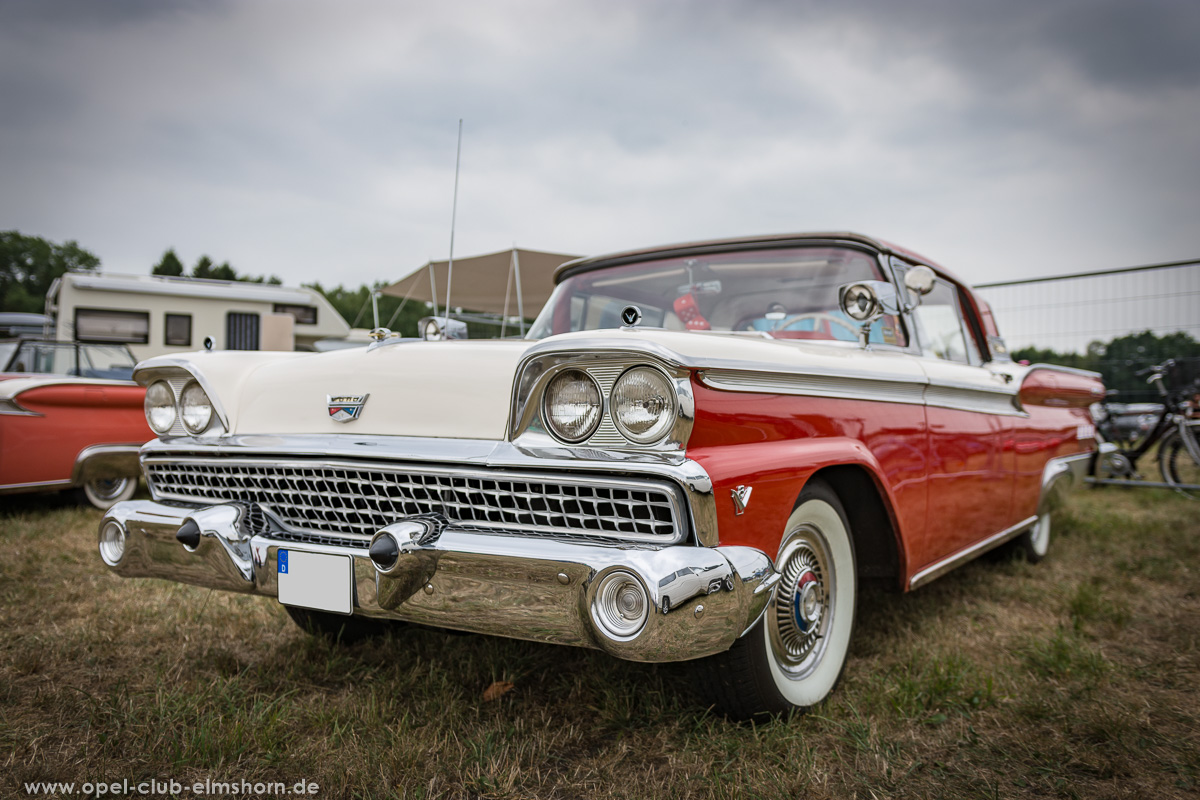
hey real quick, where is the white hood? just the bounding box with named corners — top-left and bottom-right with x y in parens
top-left (230, 340), bottom-right (535, 439)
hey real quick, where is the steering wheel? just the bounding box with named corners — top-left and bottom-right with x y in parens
top-left (773, 312), bottom-right (861, 338)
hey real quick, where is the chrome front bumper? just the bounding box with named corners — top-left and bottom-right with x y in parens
top-left (99, 499), bottom-right (779, 663)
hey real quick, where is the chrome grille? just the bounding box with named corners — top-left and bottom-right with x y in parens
top-left (143, 457), bottom-right (685, 544)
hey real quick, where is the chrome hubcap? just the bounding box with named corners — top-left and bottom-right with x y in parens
top-left (770, 527), bottom-right (833, 677)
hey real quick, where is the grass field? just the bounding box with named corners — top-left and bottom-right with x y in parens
top-left (2, 487), bottom-right (1198, 799)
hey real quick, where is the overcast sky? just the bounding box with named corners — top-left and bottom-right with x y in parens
top-left (2, 0), bottom-right (1198, 292)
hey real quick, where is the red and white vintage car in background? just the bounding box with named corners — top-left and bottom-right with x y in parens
top-left (0, 376), bottom-right (150, 508)
top-left (97, 233), bottom-right (1103, 717)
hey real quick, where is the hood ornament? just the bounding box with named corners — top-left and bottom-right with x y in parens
top-left (327, 394), bottom-right (369, 423)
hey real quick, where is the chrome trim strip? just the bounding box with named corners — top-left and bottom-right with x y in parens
top-left (700, 368), bottom-right (1024, 416)
top-left (0, 478), bottom-right (74, 494)
top-left (1025, 362), bottom-right (1103, 380)
top-left (700, 369), bottom-right (925, 405)
top-left (0, 397), bottom-right (41, 416)
top-left (909, 515), bottom-right (1038, 590)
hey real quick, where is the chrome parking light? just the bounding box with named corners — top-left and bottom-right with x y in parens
top-left (591, 570), bottom-right (649, 641)
top-left (98, 520), bottom-right (127, 566)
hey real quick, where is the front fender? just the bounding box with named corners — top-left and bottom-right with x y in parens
top-left (690, 436), bottom-right (907, 557)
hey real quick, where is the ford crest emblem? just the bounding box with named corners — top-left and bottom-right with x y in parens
top-left (620, 305), bottom-right (642, 327)
top-left (327, 394), bottom-right (369, 423)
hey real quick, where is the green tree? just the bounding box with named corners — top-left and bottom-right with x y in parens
top-left (191, 255), bottom-right (216, 280)
top-left (0, 231), bottom-right (101, 312)
top-left (152, 248), bottom-right (185, 277)
top-left (211, 261), bottom-right (238, 282)
top-left (305, 281), bottom-right (431, 337)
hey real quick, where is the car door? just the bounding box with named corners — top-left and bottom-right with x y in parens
top-left (905, 274), bottom-right (1017, 565)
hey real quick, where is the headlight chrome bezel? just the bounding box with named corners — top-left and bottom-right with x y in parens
top-left (179, 380), bottom-right (215, 434)
top-left (541, 368), bottom-right (604, 444)
top-left (610, 365), bottom-right (678, 445)
top-left (144, 380), bottom-right (177, 434)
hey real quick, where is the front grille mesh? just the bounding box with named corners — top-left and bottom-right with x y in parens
top-left (143, 458), bottom-right (683, 544)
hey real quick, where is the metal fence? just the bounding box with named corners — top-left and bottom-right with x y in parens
top-left (975, 258), bottom-right (1200, 354)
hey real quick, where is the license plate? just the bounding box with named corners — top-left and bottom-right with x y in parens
top-left (277, 549), bottom-right (353, 615)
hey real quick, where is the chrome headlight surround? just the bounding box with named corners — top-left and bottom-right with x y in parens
top-left (144, 380), bottom-right (176, 434)
top-left (611, 366), bottom-right (677, 444)
top-left (509, 345), bottom-right (695, 458)
top-left (541, 368), bottom-right (604, 444)
top-left (179, 381), bottom-right (214, 434)
top-left (134, 359), bottom-right (231, 438)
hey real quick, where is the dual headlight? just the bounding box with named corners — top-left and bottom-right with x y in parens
top-left (144, 380), bottom-right (214, 435)
top-left (541, 366), bottom-right (677, 445)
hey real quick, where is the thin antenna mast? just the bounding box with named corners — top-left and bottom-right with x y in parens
top-left (443, 119), bottom-right (463, 330)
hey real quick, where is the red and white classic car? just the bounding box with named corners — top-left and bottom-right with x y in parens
top-left (97, 233), bottom-right (1103, 717)
top-left (1, 375), bottom-right (149, 508)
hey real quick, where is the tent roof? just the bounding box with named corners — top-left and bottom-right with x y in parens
top-left (380, 248), bottom-right (579, 316)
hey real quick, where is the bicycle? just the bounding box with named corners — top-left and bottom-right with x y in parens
top-left (1093, 357), bottom-right (1200, 498)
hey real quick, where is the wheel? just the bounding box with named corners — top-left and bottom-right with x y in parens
top-left (691, 480), bottom-right (857, 719)
top-left (1014, 512), bottom-right (1051, 563)
top-left (77, 476), bottom-right (137, 509)
top-left (1159, 424), bottom-right (1200, 498)
top-left (285, 606), bottom-right (401, 644)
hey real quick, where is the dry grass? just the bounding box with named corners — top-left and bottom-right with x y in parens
top-left (1, 487), bottom-right (1198, 799)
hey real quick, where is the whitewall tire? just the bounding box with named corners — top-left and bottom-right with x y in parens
top-left (692, 479), bottom-right (857, 719)
top-left (80, 476), bottom-right (137, 510)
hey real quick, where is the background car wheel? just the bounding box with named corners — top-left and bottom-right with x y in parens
top-left (285, 606), bottom-right (402, 644)
top-left (78, 476), bottom-right (137, 510)
top-left (1016, 512), bottom-right (1052, 562)
top-left (691, 479), bottom-right (857, 719)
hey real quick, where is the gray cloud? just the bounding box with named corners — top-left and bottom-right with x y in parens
top-left (0, 0), bottom-right (1197, 294)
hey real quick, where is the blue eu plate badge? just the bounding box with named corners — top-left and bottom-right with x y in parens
top-left (276, 549), bottom-right (352, 614)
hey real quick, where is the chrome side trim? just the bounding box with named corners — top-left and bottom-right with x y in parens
top-left (138, 436), bottom-right (720, 547)
top-left (70, 443), bottom-right (143, 486)
top-left (1038, 450), bottom-right (1094, 516)
top-left (700, 368), bottom-right (1024, 416)
top-left (0, 397), bottom-right (41, 416)
top-left (699, 368), bottom-right (925, 405)
top-left (909, 515), bottom-right (1038, 590)
top-left (1026, 362), bottom-right (1104, 380)
top-left (0, 478), bottom-right (73, 494)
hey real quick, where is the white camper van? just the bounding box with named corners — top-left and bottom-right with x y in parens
top-left (47, 272), bottom-right (350, 361)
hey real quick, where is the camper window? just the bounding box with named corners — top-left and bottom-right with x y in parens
top-left (165, 313), bottom-right (192, 347)
top-left (273, 304), bottom-right (317, 325)
top-left (75, 308), bottom-right (150, 344)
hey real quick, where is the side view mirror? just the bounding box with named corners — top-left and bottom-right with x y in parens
top-left (904, 265), bottom-right (936, 298)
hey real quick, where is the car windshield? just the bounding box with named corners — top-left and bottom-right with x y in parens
top-left (6, 342), bottom-right (136, 379)
top-left (528, 246), bottom-right (907, 346)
